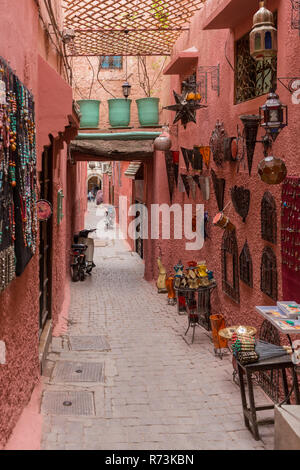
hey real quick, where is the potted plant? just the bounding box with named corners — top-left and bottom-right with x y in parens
top-left (136, 56), bottom-right (166, 127)
top-left (76, 57), bottom-right (117, 128)
top-left (77, 99), bottom-right (101, 129)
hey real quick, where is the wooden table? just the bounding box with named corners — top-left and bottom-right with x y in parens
top-left (237, 352), bottom-right (300, 440)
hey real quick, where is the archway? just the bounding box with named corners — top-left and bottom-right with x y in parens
top-left (87, 174), bottom-right (102, 193)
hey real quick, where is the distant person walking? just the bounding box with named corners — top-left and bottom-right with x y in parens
top-left (88, 190), bottom-right (93, 202)
top-left (96, 189), bottom-right (103, 205)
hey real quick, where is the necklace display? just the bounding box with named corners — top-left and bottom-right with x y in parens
top-left (0, 56), bottom-right (37, 292)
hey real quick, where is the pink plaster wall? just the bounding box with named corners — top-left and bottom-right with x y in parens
top-left (148, 0), bottom-right (300, 334)
top-left (0, 0), bottom-right (85, 448)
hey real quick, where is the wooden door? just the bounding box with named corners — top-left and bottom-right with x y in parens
top-left (39, 146), bottom-right (53, 335)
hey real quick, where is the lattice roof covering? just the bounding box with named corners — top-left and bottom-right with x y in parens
top-left (63, 0), bottom-right (206, 56)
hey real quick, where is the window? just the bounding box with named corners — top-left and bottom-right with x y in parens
top-left (235, 13), bottom-right (277, 104)
top-left (100, 56), bottom-right (123, 69)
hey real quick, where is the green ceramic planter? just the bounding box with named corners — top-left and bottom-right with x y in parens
top-left (108, 98), bottom-right (131, 128)
top-left (136, 97), bottom-right (159, 127)
top-left (77, 100), bottom-right (100, 128)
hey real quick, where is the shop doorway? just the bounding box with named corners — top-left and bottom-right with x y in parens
top-left (38, 145), bottom-right (53, 336)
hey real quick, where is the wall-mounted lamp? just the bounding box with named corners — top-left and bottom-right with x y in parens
top-left (250, 1), bottom-right (277, 61)
top-left (122, 81), bottom-right (131, 99)
top-left (259, 90), bottom-right (288, 142)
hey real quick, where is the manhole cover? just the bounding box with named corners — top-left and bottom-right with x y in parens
top-left (69, 336), bottom-right (110, 351)
top-left (53, 361), bottom-right (104, 383)
top-left (42, 391), bottom-right (94, 416)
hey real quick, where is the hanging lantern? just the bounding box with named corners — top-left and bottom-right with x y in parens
top-left (258, 155), bottom-right (287, 184)
top-left (153, 125), bottom-right (172, 151)
top-left (259, 90), bottom-right (288, 142)
top-left (122, 81), bottom-right (131, 99)
top-left (89, 162), bottom-right (96, 170)
top-left (250, 1), bottom-right (277, 61)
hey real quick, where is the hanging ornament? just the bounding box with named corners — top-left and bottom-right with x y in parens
top-left (249, 1), bottom-right (278, 61)
top-left (165, 150), bottom-right (175, 202)
top-left (0, 74), bottom-right (7, 105)
top-left (181, 147), bottom-right (190, 171)
top-left (199, 146), bottom-right (211, 169)
top-left (154, 125), bottom-right (172, 151)
top-left (172, 151), bottom-right (179, 186)
top-left (199, 176), bottom-right (210, 201)
top-left (163, 90), bottom-right (207, 129)
top-left (193, 175), bottom-right (201, 190)
top-left (230, 185), bottom-right (250, 222)
top-left (211, 169), bottom-right (225, 211)
top-left (189, 176), bottom-right (196, 200)
top-left (239, 114), bottom-right (261, 176)
top-left (258, 155), bottom-right (287, 184)
top-left (181, 174), bottom-right (190, 197)
top-left (193, 146), bottom-right (203, 171)
top-left (187, 149), bottom-right (194, 168)
top-left (178, 174), bottom-right (185, 193)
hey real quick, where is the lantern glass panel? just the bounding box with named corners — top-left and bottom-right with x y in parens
top-left (265, 32), bottom-right (272, 50)
top-left (255, 33), bottom-right (261, 50)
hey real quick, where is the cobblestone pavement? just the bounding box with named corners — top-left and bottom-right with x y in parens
top-left (41, 205), bottom-right (274, 450)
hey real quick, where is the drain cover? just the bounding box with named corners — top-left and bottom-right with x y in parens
top-left (69, 336), bottom-right (110, 351)
top-left (42, 391), bottom-right (94, 416)
top-left (53, 361), bottom-right (104, 383)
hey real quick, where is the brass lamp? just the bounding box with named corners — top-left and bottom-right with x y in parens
top-left (259, 90), bottom-right (288, 142)
top-left (250, 1), bottom-right (277, 61)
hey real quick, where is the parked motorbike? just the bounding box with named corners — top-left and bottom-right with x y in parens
top-left (70, 228), bottom-right (96, 282)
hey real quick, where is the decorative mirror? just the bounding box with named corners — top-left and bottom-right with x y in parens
top-left (239, 240), bottom-right (253, 287)
top-left (260, 246), bottom-right (278, 300)
top-left (231, 185), bottom-right (250, 222)
top-left (209, 120), bottom-right (228, 166)
top-left (222, 229), bottom-right (240, 303)
top-left (261, 191), bottom-right (277, 244)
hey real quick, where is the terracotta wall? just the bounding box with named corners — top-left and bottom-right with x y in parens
top-left (0, 0), bottom-right (85, 447)
top-left (147, 0), bottom-right (300, 334)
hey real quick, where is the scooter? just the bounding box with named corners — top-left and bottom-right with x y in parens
top-left (70, 228), bottom-right (96, 282)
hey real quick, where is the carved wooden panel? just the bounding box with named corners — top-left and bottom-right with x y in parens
top-left (260, 246), bottom-right (278, 301)
top-left (239, 241), bottom-right (253, 287)
top-left (261, 191), bottom-right (277, 244)
top-left (209, 120), bottom-right (227, 167)
top-left (222, 229), bottom-right (240, 303)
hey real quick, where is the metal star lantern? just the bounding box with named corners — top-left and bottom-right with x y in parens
top-left (163, 90), bottom-right (207, 129)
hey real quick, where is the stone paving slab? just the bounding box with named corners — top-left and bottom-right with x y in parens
top-left (41, 206), bottom-right (274, 450)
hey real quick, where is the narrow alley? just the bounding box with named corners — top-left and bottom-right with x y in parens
top-left (1, 0), bottom-right (300, 453)
top-left (40, 206), bottom-right (272, 450)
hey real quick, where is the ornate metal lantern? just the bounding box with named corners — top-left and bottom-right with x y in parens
top-left (250, 1), bottom-right (277, 61)
top-left (122, 81), bottom-right (131, 99)
top-left (259, 90), bottom-right (288, 142)
top-left (153, 125), bottom-right (172, 151)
